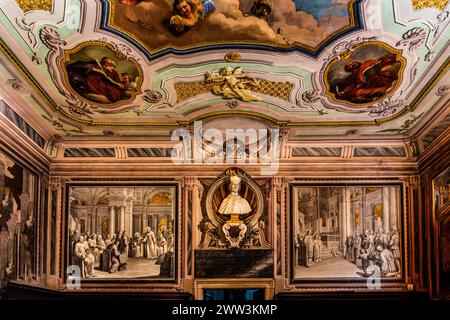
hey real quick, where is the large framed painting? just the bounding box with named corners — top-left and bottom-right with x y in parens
top-left (65, 183), bottom-right (178, 283)
top-left (290, 183), bottom-right (404, 284)
top-left (433, 169), bottom-right (450, 273)
top-left (0, 150), bottom-right (39, 288)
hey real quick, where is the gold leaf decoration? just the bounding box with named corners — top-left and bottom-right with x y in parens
top-left (224, 53), bottom-right (241, 62)
top-left (16, 0), bottom-right (53, 13)
top-left (412, 0), bottom-right (449, 11)
top-left (174, 79), bottom-right (294, 102)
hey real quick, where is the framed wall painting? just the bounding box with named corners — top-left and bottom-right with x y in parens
top-left (290, 183), bottom-right (405, 285)
top-left (65, 183), bottom-right (179, 283)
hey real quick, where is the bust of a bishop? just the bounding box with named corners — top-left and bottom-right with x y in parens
top-left (218, 175), bottom-right (252, 216)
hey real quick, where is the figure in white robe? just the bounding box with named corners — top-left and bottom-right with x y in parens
top-left (303, 231), bottom-right (314, 265)
top-left (144, 228), bottom-right (157, 259)
top-left (313, 235), bottom-right (322, 263)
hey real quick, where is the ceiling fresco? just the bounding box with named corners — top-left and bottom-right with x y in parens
top-left (106, 0), bottom-right (361, 57)
top-left (0, 0), bottom-right (448, 140)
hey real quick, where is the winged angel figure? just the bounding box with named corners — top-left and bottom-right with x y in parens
top-left (206, 66), bottom-right (262, 102)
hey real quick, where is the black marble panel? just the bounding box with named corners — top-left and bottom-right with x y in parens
top-left (127, 148), bottom-right (173, 157)
top-left (64, 148), bottom-right (116, 157)
top-left (292, 147), bottom-right (342, 157)
top-left (0, 100), bottom-right (46, 148)
top-left (353, 146), bottom-right (405, 157)
top-left (195, 249), bottom-right (273, 278)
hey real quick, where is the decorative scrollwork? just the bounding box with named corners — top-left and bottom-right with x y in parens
top-left (40, 26), bottom-right (66, 51)
top-left (396, 27), bottom-right (426, 51)
top-left (301, 89), bottom-right (321, 103)
top-left (299, 90), bottom-right (327, 114)
top-left (368, 97), bottom-right (404, 118)
top-left (100, 37), bottom-right (134, 60)
top-left (41, 115), bottom-right (86, 136)
top-left (437, 84), bottom-right (450, 96)
top-left (143, 89), bottom-right (163, 103)
top-left (134, 90), bottom-right (173, 115)
top-left (376, 113), bottom-right (424, 134)
top-left (63, 93), bottom-right (94, 118)
top-left (6, 79), bottom-right (24, 91)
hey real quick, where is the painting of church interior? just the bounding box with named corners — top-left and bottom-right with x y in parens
top-left (67, 186), bottom-right (176, 279)
top-left (292, 186), bottom-right (402, 280)
top-left (0, 151), bottom-right (37, 288)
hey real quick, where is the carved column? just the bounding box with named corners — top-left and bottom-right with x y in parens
top-left (142, 209), bottom-right (148, 232)
top-left (389, 187), bottom-right (398, 229)
top-left (279, 128), bottom-right (290, 159)
top-left (49, 177), bottom-right (65, 288)
top-left (291, 183), bottom-right (299, 264)
top-left (341, 189), bottom-right (351, 238)
top-left (382, 187), bottom-right (391, 232)
top-left (87, 206), bottom-right (93, 235)
top-left (339, 189), bottom-right (345, 249)
top-left (119, 206), bottom-right (125, 233)
top-left (108, 206), bottom-right (115, 235)
top-left (184, 178), bottom-right (200, 278)
top-left (408, 176), bottom-right (421, 289)
top-left (272, 177), bottom-right (289, 295)
top-left (38, 174), bottom-right (49, 280)
top-left (273, 177), bottom-right (289, 276)
top-left (125, 201), bottom-right (133, 237)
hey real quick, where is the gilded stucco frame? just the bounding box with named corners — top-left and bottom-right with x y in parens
top-left (59, 40), bottom-right (144, 111)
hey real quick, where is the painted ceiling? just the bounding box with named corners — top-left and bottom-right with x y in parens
top-left (0, 0), bottom-right (448, 140)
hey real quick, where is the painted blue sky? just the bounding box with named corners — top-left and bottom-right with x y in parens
top-left (292, 0), bottom-right (349, 19)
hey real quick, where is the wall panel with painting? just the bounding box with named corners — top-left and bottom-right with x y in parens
top-left (433, 169), bottom-right (450, 297)
top-left (65, 183), bottom-right (179, 284)
top-left (0, 150), bottom-right (40, 288)
top-left (290, 183), bottom-right (405, 287)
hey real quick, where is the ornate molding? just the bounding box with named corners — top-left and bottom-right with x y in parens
top-left (50, 177), bottom-right (66, 191)
top-left (41, 114), bottom-right (86, 136)
top-left (6, 79), bottom-right (24, 91)
top-left (376, 113), bottom-right (424, 134)
top-left (272, 177), bottom-right (289, 191)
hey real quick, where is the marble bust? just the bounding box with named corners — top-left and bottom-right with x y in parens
top-left (218, 175), bottom-right (252, 215)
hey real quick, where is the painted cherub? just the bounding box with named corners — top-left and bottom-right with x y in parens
top-left (170, 0), bottom-right (216, 33)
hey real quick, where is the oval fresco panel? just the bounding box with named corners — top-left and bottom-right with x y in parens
top-left (324, 41), bottom-right (405, 106)
top-left (61, 42), bottom-right (143, 107)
